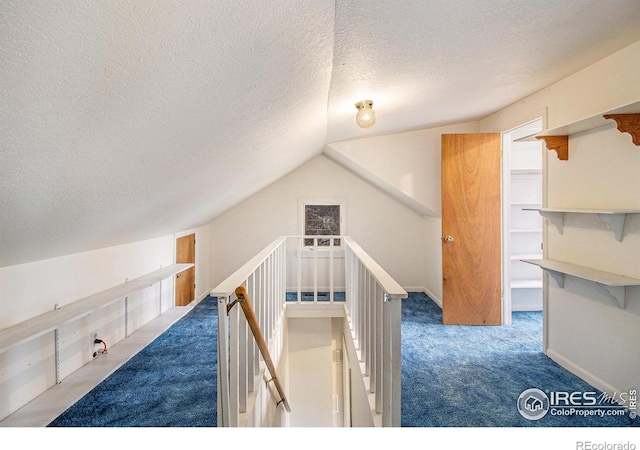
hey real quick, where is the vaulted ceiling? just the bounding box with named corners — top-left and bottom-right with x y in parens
top-left (2, 0), bottom-right (640, 267)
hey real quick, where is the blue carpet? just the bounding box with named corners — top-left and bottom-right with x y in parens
top-left (48, 292), bottom-right (638, 427)
top-left (48, 295), bottom-right (218, 427)
top-left (401, 292), bottom-right (639, 427)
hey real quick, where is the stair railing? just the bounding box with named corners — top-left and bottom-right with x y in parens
top-left (344, 236), bottom-right (407, 427)
top-left (213, 235), bottom-right (406, 427)
top-left (232, 286), bottom-right (290, 412)
top-left (213, 236), bottom-right (287, 427)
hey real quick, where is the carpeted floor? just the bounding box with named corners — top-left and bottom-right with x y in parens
top-left (48, 295), bottom-right (218, 427)
top-left (48, 292), bottom-right (638, 427)
top-left (401, 292), bottom-right (639, 427)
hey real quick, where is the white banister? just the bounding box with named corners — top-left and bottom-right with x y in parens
top-left (343, 236), bottom-right (407, 427)
top-left (212, 236), bottom-right (288, 427)
top-left (213, 235), bottom-right (406, 427)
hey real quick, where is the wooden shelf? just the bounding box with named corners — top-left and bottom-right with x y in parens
top-left (515, 102), bottom-right (640, 159)
top-left (522, 259), bottom-right (640, 308)
top-left (524, 208), bottom-right (640, 242)
top-left (0, 263), bottom-right (193, 356)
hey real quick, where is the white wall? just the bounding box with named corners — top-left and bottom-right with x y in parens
top-left (480, 39), bottom-right (640, 395)
top-left (209, 154), bottom-right (427, 292)
top-left (287, 318), bottom-right (334, 426)
top-left (0, 225), bottom-right (212, 421)
top-left (325, 121), bottom-right (480, 303)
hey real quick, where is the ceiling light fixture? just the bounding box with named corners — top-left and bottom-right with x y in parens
top-left (354, 100), bottom-right (376, 128)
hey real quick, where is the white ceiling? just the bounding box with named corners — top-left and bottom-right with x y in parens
top-left (2, 0), bottom-right (640, 267)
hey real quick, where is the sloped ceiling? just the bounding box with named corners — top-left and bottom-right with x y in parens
top-left (2, 0), bottom-right (640, 267)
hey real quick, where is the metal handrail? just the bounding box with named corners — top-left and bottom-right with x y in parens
top-left (232, 286), bottom-right (291, 412)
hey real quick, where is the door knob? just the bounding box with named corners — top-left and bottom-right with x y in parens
top-left (444, 236), bottom-right (454, 243)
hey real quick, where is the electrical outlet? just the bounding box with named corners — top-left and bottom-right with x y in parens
top-left (91, 332), bottom-right (98, 348)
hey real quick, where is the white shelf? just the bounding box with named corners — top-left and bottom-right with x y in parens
top-left (511, 279), bottom-right (543, 289)
top-left (511, 228), bottom-right (543, 234)
top-left (0, 263), bottom-right (194, 356)
top-left (524, 208), bottom-right (640, 242)
top-left (513, 202), bottom-right (543, 208)
top-left (0, 305), bottom-right (192, 427)
top-left (522, 259), bottom-right (640, 308)
top-left (511, 169), bottom-right (542, 176)
top-left (515, 101), bottom-right (640, 141)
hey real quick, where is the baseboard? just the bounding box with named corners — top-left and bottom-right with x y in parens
top-left (422, 287), bottom-right (442, 308)
top-left (194, 289), bottom-right (212, 305)
top-left (546, 348), bottom-right (623, 399)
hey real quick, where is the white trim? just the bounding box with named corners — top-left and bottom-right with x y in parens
top-left (422, 287), bottom-right (442, 308)
top-left (546, 349), bottom-right (624, 401)
top-left (501, 117), bottom-right (545, 326)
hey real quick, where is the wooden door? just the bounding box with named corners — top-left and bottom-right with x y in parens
top-left (175, 234), bottom-right (195, 307)
top-left (441, 133), bottom-right (502, 325)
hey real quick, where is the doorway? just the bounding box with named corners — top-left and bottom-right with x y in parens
top-left (501, 119), bottom-right (544, 325)
top-left (175, 233), bottom-right (195, 306)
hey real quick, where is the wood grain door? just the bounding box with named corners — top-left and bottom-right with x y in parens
top-left (176, 233), bottom-right (195, 307)
top-left (441, 133), bottom-right (502, 325)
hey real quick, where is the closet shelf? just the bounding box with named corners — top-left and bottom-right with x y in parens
top-left (511, 228), bottom-right (543, 234)
top-left (511, 280), bottom-right (543, 289)
top-left (514, 102), bottom-right (640, 160)
top-left (523, 208), bottom-right (640, 242)
top-left (0, 263), bottom-right (194, 356)
top-left (512, 202), bottom-right (543, 207)
top-left (511, 169), bottom-right (542, 176)
top-left (522, 259), bottom-right (640, 309)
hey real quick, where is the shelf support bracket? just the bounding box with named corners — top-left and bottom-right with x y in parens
top-left (603, 114), bottom-right (640, 146)
top-left (596, 284), bottom-right (626, 309)
top-left (546, 269), bottom-right (565, 288)
top-left (536, 136), bottom-right (569, 160)
top-left (596, 213), bottom-right (626, 242)
top-left (538, 211), bottom-right (564, 235)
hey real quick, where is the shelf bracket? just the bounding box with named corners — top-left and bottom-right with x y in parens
top-left (538, 211), bottom-right (564, 235)
top-left (596, 213), bottom-right (626, 242)
top-left (603, 114), bottom-right (640, 146)
top-left (596, 284), bottom-right (626, 309)
top-left (536, 136), bottom-right (569, 160)
top-left (544, 269), bottom-right (625, 309)
top-left (546, 269), bottom-right (565, 288)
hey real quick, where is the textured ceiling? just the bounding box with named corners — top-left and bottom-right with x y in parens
top-left (1, 0), bottom-right (640, 267)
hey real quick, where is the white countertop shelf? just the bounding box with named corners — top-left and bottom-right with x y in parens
top-left (523, 208), bottom-right (640, 242)
top-left (522, 259), bottom-right (640, 308)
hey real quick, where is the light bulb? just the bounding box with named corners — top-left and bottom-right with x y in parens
top-left (355, 100), bottom-right (376, 128)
